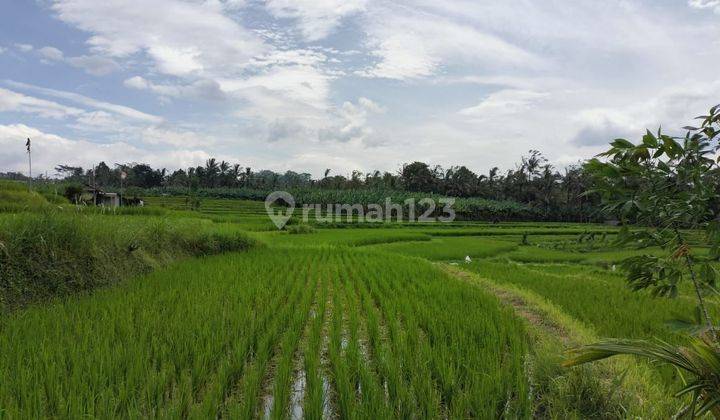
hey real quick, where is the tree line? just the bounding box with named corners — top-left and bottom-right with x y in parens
top-left (40, 150), bottom-right (597, 221)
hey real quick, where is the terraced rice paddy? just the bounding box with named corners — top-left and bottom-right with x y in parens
top-left (1, 196), bottom-right (705, 417)
top-left (0, 248), bottom-right (531, 418)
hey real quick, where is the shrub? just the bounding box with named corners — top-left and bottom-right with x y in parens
top-left (0, 211), bottom-right (256, 310)
top-left (286, 224), bottom-right (316, 234)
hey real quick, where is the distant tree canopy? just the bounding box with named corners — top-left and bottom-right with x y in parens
top-left (45, 150), bottom-right (598, 221)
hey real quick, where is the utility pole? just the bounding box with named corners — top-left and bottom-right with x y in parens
top-left (92, 164), bottom-right (97, 206)
top-left (25, 138), bottom-right (32, 189)
top-left (120, 169), bottom-right (126, 207)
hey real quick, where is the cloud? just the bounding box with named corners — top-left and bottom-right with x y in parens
top-left (0, 87), bottom-right (85, 119)
top-left (571, 81), bottom-right (720, 147)
top-left (359, 8), bottom-right (544, 80)
top-left (0, 124), bottom-right (138, 174)
top-left (15, 44), bottom-right (33, 52)
top-left (50, 0), bottom-right (266, 77)
top-left (38, 46), bottom-right (64, 61)
top-left (689, 0), bottom-right (720, 13)
top-left (124, 76), bottom-right (225, 101)
top-left (66, 55), bottom-right (120, 76)
top-left (264, 0), bottom-right (367, 41)
top-left (3, 0), bottom-right (720, 178)
top-left (36, 45), bottom-right (119, 75)
top-left (139, 126), bottom-right (211, 148)
top-left (459, 90), bottom-right (548, 119)
top-left (0, 124), bottom-right (213, 174)
top-left (266, 119), bottom-right (311, 142)
top-left (0, 84), bottom-right (213, 155)
top-left (318, 97), bottom-right (385, 143)
top-left (359, 32), bottom-right (437, 79)
top-left (6, 80), bottom-right (162, 124)
top-left (570, 119), bottom-right (635, 147)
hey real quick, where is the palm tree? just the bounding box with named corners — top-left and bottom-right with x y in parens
top-left (231, 164), bottom-right (241, 187)
top-left (565, 337), bottom-right (720, 417)
top-left (204, 158), bottom-right (219, 187)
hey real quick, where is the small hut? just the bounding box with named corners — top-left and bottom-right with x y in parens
top-left (82, 187), bottom-right (120, 208)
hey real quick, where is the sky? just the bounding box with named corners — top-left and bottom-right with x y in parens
top-left (1, 0), bottom-right (719, 178)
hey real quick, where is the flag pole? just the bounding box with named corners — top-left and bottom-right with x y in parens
top-left (26, 138), bottom-right (32, 190)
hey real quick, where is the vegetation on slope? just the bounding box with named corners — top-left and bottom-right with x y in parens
top-left (0, 212), bottom-right (255, 310)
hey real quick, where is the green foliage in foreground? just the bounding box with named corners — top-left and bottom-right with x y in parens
top-left (565, 337), bottom-right (720, 418)
top-left (0, 212), bottom-right (255, 309)
top-left (570, 104), bottom-right (720, 416)
top-left (0, 248), bottom-right (531, 418)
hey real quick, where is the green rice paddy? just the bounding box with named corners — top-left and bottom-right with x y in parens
top-left (0, 195), bottom-right (701, 417)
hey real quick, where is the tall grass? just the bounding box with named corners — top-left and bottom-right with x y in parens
top-left (0, 211), bottom-right (255, 309)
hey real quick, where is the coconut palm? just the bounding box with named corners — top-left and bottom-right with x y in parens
top-left (565, 337), bottom-right (720, 418)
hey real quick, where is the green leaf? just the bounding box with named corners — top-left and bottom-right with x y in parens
top-left (657, 161), bottom-right (671, 173)
top-left (642, 130), bottom-right (658, 147)
top-left (611, 138), bottom-right (635, 149)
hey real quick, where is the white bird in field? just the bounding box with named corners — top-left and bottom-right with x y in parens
top-left (465, 255), bottom-right (472, 263)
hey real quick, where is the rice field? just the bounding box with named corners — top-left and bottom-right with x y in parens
top-left (0, 248), bottom-right (532, 418)
top-left (0, 194), bottom-right (702, 417)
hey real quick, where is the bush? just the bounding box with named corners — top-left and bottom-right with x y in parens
top-left (286, 224), bottom-right (316, 234)
top-left (0, 212), bottom-right (256, 310)
top-left (0, 181), bottom-right (54, 212)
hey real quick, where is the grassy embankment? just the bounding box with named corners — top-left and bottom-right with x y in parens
top-left (0, 181), bottom-right (255, 310)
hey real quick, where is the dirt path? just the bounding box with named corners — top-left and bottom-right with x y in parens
top-left (439, 263), bottom-right (574, 345)
top-left (438, 262), bottom-right (682, 418)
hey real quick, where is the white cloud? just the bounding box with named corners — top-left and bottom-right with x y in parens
top-left (265, 0), bottom-right (367, 41)
top-left (319, 97), bottom-right (385, 142)
top-left (3, 0), bottom-right (720, 178)
top-left (360, 8), bottom-right (544, 80)
top-left (6, 80), bottom-right (162, 124)
top-left (0, 124), bottom-right (138, 174)
top-left (220, 0), bottom-right (246, 11)
top-left (15, 42), bottom-right (120, 76)
top-left (459, 90), bottom-right (548, 119)
top-left (0, 88), bottom-right (85, 119)
top-left (38, 46), bottom-right (64, 61)
top-left (571, 81), bottom-right (720, 146)
top-left (140, 126), bottom-right (211, 148)
top-left (359, 32), bottom-right (437, 79)
top-left (233, 65), bottom-right (330, 108)
top-left (15, 44), bottom-right (33, 52)
top-left (0, 124), bottom-right (213, 174)
top-left (689, 0), bottom-right (720, 13)
top-left (123, 76), bottom-right (148, 90)
top-left (123, 76), bottom-right (225, 101)
top-left (51, 0), bottom-right (266, 77)
top-left (66, 55), bottom-right (120, 76)
top-left (37, 45), bottom-right (119, 75)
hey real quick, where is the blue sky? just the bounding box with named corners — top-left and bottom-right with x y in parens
top-left (1, 0), bottom-right (719, 177)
